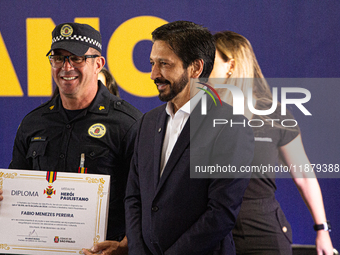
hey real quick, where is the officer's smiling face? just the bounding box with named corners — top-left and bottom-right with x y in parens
top-left (51, 48), bottom-right (100, 101)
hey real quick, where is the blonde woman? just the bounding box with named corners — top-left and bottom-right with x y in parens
top-left (98, 67), bottom-right (120, 97)
top-left (210, 31), bottom-right (333, 255)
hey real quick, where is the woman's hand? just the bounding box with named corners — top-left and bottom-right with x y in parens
top-left (316, 230), bottom-right (333, 255)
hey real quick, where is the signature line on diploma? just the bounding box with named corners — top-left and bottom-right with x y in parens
top-left (17, 229), bottom-right (47, 238)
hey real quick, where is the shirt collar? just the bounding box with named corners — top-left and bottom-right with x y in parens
top-left (43, 81), bottom-right (111, 115)
top-left (165, 87), bottom-right (206, 117)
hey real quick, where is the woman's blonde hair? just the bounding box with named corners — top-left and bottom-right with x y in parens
top-left (213, 31), bottom-right (273, 108)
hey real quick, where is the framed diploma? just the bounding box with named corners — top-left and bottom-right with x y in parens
top-left (0, 169), bottom-right (110, 255)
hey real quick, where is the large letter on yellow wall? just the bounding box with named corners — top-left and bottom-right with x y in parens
top-left (107, 16), bottom-right (168, 97)
top-left (27, 18), bottom-right (55, 96)
top-left (0, 32), bottom-right (23, 96)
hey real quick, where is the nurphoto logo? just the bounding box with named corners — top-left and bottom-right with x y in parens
top-left (197, 82), bottom-right (311, 128)
top-left (199, 83), bottom-right (311, 116)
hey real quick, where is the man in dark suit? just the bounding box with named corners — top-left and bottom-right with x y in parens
top-left (125, 21), bottom-right (254, 255)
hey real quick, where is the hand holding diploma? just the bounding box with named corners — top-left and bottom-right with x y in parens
top-left (82, 236), bottom-right (128, 255)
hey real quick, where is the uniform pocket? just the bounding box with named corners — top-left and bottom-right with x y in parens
top-left (26, 139), bottom-right (48, 170)
top-left (80, 145), bottom-right (110, 174)
top-left (86, 145), bottom-right (109, 160)
top-left (275, 207), bottom-right (293, 243)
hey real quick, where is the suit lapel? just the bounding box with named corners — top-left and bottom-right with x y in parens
top-left (154, 94), bottom-right (214, 195)
top-left (155, 118), bottom-right (190, 195)
top-left (153, 107), bottom-right (168, 190)
top-left (189, 94), bottom-right (214, 142)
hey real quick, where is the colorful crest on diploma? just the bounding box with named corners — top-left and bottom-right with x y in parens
top-left (44, 171), bottom-right (57, 198)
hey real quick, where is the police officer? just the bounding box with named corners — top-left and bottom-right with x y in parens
top-left (9, 22), bottom-right (142, 254)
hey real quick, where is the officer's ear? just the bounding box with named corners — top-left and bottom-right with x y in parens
top-left (95, 56), bottom-right (105, 74)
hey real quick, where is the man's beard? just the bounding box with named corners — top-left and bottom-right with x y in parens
top-left (155, 70), bottom-right (189, 102)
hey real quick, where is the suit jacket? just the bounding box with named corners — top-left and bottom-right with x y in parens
top-left (125, 95), bottom-right (254, 255)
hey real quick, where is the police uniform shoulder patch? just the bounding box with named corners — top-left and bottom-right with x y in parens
top-left (60, 24), bottom-right (73, 37)
top-left (88, 123), bottom-right (106, 138)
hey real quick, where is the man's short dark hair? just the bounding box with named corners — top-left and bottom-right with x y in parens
top-left (152, 21), bottom-right (215, 79)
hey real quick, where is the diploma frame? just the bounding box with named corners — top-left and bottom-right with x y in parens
top-left (0, 169), bottom-right (110, 255)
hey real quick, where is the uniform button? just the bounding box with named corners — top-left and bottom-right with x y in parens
top-left (59, 154), bottom-right (65, 159)
top-left (282, 226), bottom-right (287, 233)
top-left (90, 152), bottom-right (95, 157)
top-left (32, 151), bottom-right (37, 157)
top-left (66, 124), bottom-right (71, 128)
top-left (151, 206), bottom-right (159, 212)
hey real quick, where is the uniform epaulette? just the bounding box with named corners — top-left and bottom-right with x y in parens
top-left (21, 98), bottom-right (55, 119)
top-left (112, 99), bottom-right (143, 121)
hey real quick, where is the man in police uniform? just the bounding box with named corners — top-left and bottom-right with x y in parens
top-left (9, 22), bottom-right (142, 254)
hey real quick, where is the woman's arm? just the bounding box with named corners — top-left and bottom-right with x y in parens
top-left (279, 134), bottom-right (333, 255)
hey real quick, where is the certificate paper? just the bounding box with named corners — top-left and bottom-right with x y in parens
top-left (0, 169), bottom-right (110, 255)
